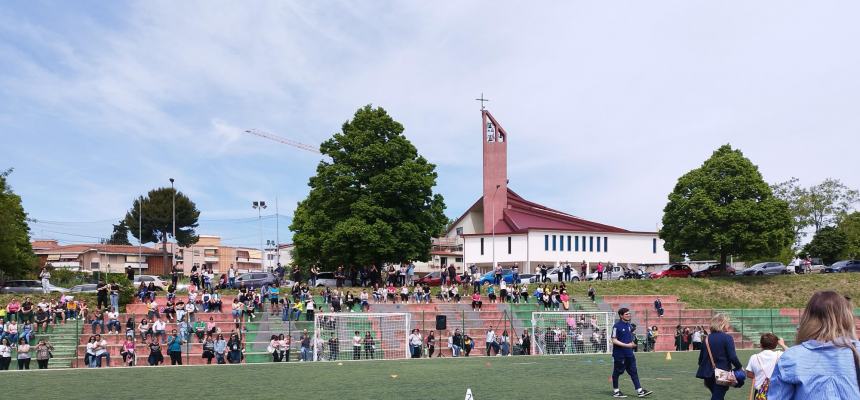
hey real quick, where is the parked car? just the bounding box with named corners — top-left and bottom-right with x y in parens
top-left (133, 274), bottom-right (169, 290)
top-left (0, 280), bottom-right (69, 294)
top-left (650, 264), bottom-right (693, 279)
top-left (477, 269), bottom-right (515, 285)
top-left (691, 264), bottom-right (736, 278)
top-left (68, 283), bottom-right (99, 294)
top-left (824, 260), bottom-right (860, 273)
top-left (236, 272), bottom-right (280, 289)
top-left (517, 273), bottom-right (539, 284)
top-left (541, 267), bottom-right (582, 282)
top-left (415, 271), bottom-right (462, 286)
top-left (741, 262), bottom-right (788, 276)
top-left (586, 266), bottom-right (626, 280)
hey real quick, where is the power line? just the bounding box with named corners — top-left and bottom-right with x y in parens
top-left (244, 129), bottom-right (321, 154)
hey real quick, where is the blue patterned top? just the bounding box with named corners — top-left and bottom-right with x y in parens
top-left (768, 339), bottom-right (860, 400)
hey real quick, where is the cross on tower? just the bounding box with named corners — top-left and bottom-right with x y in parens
top-left (475, 93), bottom-right (490, 110)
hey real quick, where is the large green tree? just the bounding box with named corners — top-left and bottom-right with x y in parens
top-left (106, 220), bottom-right (132, 245)
top-left (802, 226), bottom-right (846, 265)
top-left (837, 212), bottom-right (860, 259)
top-left (772, 177), bottom-right (859, 239)
top-left (0, 169), bottom-right (37, 278)
top-left (124, 188), bottom-right (200, 255)
top-left (290, 105), bottom-right (447, 269)
top-left (660, 145), bottom-right (793, 265)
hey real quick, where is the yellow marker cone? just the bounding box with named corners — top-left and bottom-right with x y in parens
top-left (665, 352), bottom-right (672, 360)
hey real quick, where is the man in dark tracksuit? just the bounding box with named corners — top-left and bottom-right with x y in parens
top-left (611, 308), bottom-right (653, 398)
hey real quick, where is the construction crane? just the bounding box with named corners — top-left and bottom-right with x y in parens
top-left (244, 129), bottom-right (321, 154)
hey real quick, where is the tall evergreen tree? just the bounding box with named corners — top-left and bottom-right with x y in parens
top-left (106, 220), bottom-right (132, 245)
top-left (290, 105), bottom-right (447, 269)
top-left (660, 145), bottom-right (793, 265)
top-left (0, 169), bottom-right (37, 278)
top-left (124, 187), bottom-right (200, 255)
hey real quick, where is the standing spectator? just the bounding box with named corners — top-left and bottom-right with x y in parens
top-left (167, 329), bottom-right (184, 365)
top-left (692, 327), bottom-right (703, 351)
top-left (611, 308), bottom-right (653, 398)
top-left (39, 267), bottom-right (51, 294)
top-left (120, 336), bottom-right (136, 366)
top-left (563, 263), bottom-right (571, 282)
top-left (674, 325), bottom-right (683, 351)
top-left (485, 328), bottom-right (497, 356)
top-left (352, 331), bottom-right (362, 360)
top-left (521, 330), bottom-right (531, 355)
top-left (511, 264), bottom-right (520, 285)
top-left (769, 291), bottom-right (860, 399)
top-left (696, 314), bottom-right (743, 400)
top-left (228, 264), bottom-right (236, 289)
top-left (580, 260), bottom-right (587, 280)
top-left (279, 333), bottom-right (290, 362)
top-left (556, 265), bottom-right (563, 283)
top-left (125, 265), bottom-right (134, 281)
top-left (300, 329), bottom-right (311, 362)
top-left (16, 338), bottom-right (31, 369)
top-left (744, 333), bottom-right (788, 399)
top-left (500, 330), bottom-right (511, 356)
top-left (408, 329), bottom-right (423, 358)
top-left (0, 338), bottom-right (11, 370)
top-left (109, 281), bottom-right (120, 312)
top-left (596, 262), bottom-right (604, 280)
top-left (426, 331), bottom-right (436, 358)
top-left (34, 339), bottom-right (53, 369)
top-left (654, 298), bottom-right (664, 318)
top-left (96, 280), bottom-right (109, 310)
top-left (539, 264), bottom-right (548, 282)
top-left (147, 340), bottom-right (163, 366)
top-left (363, 331), bottom-right (376, 359)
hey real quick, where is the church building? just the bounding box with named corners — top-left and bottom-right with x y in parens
top-left (444, 110), bottom-right (669, 274)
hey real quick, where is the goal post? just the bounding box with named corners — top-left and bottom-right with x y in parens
top-left (531, 311), bottom-right (613, 355)
top-left (313, 312), bottom-right (410, 362)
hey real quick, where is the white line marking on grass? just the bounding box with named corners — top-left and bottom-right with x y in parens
top-left (513, 362), bottom-right (537, 365)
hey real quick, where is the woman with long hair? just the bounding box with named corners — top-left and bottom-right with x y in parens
top-left (769, 291), bottom-right (860, 398)
top-left (695, 313), bottom-right (742, 400)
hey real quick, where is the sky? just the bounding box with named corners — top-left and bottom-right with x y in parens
top-left (2, 1), bottom-right (859, 249)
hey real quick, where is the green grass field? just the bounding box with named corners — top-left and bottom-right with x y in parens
top-left (1, 350), bottom-right (757, 399)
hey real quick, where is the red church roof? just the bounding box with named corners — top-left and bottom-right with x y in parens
top-left (455, 188), bottom-right (631, 235)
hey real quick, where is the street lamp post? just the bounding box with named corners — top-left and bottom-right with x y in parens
top-left (170, 178), bottom-right (176, 269)
top-left (492, 184), bottom-right (500, 272)
top-left (253, 201), bottom-right (267, 272)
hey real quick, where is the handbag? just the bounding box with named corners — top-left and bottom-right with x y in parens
top-left (753, 354), bottom-right (770, 400)
top-left (705, 336), bottom-right (737, 387)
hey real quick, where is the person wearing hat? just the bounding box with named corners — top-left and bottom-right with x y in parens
top-left (611, 308), bottom-right (653, 398)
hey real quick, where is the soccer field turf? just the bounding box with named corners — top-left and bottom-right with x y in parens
top-left (1, 350), bottom-right (756, 399)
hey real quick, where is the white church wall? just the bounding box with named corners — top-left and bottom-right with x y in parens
top-left (447, 209), bottom-right (483, 237)
top-left (464, 230), bottom-right (669, 271)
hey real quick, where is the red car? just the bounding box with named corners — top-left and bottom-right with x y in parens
top-left (691, 264), bottom-right (736, 278)
top-left (650, 264), bottom-right (693, 279)
top-left (415, 271), bottom-right (462, 286)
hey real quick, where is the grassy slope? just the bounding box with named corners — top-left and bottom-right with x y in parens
top-left (571, 273), bottom-right (860, 309)
top-left (1, 350), bottom-right (755, 400)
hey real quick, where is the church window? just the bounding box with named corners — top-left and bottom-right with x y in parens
top-left (575, 236), bottom-right (579, 251)
top-left (597, 237), bottom-right (601, 252)
top-left (480, 238), bottom-right (484, 255)
top-left (552, 235), bottom-right (557, 251)
top-left (544, 235), bottom-right (549, 251)
top-left (507, 237), bottom-right (512, 254)
top-left (589, 236), bottom-right (594, 252)
top-left (604, 237), bottom-right (608, 252)
top-left (567, 236), bottom-right (571, 251)
top-left (652, 238), bottom-right (657, 254)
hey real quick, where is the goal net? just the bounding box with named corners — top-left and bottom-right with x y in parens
top-left (313, 312), bottom-right (410, 362)
top-left (531, 311), bottom-right (613, 355)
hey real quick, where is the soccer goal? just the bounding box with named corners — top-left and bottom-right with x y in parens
top-left (531, 311), bottom-right (613, 355)
top-left (313, 312), bottom-right (410, 362)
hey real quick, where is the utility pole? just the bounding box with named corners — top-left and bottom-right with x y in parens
top-left (170, 178), bottom-right (176, 271)
top-left (253, 201), bottom-right (267, 272)
top-left (275, 195), bottom-right (280, 269)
